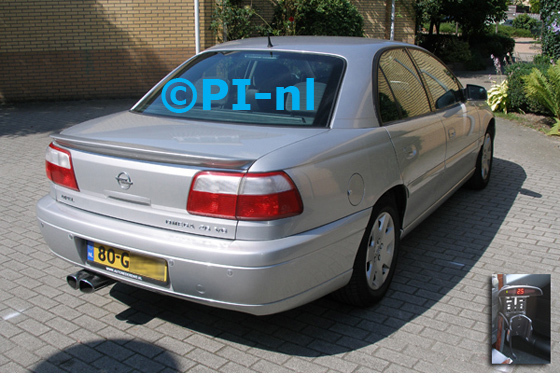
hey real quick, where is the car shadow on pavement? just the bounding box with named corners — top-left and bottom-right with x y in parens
top-left (105, 157), bottom-right (528, 358)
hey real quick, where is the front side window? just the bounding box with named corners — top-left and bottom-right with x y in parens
top-left (133, 51), bottom-right (345, 127)
top-left (377, 49), bottom-right (431, 124)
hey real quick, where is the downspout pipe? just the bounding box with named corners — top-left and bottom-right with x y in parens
top-left (195, 0), bottom-right (200, 54)
top-left (390, 0), bottom-right (395, 40)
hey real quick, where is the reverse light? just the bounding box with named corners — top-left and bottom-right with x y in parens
top-left (187, 171), bottom-right (303, 221)
top-left (45, 143), bottom-right (79, 191)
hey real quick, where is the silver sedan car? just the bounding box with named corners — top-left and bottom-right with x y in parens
top-left (37, 37), bottom-right (494, 315)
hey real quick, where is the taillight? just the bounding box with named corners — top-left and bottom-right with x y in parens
top-left (45, 143), bottom-right (79, 191)
top-left (187, 171), bottom-right (303, 221)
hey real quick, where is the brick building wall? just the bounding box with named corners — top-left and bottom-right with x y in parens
top-left (0, 0), bottom-right (212, 102)
top-left (352, 0), bottom-right (415, 43)
top-left (1, 0), bottom-right (415, 102)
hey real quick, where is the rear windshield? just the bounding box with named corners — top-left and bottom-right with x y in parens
top-left (133, 51), bottom-right (345, 127)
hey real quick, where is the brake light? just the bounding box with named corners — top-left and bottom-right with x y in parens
top-left (45, 143), bottom-right (79, 191)
top-left (187, 171), bottom-right (303, 220)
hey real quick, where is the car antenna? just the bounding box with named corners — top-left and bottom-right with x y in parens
top-left (267, 32), bottom-right (273, 48)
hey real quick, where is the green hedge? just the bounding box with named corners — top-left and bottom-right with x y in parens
top-left (470, 33), bottom-right (515, 60)
top-left (497, 25), bottom-right (534, 38)
top-left (505, 61), bottom-right (552, 115)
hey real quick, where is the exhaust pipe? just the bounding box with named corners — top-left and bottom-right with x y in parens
top-left (67, 270), bottom-right (115, 293)
top-left (67, 270), bottom-right (91, 290)
top-left (79, 273), bottom-right (115, 294)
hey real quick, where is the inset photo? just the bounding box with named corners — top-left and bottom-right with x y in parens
top-left (491, 274), bottom-right (551, 364)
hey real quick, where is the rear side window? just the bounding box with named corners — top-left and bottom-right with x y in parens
top-left (133, 51), bottom-right (345, 127)
top-left (409, 49), bottom-right (463, 110)
top-left (377, 49), bottom-right (431, 124)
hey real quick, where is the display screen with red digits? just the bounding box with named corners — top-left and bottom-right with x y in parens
top-left (505, 287), bottom-right (537, 296)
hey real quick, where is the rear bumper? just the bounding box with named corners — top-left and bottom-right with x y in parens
top-left (36, 196), bottom-right (369, 315)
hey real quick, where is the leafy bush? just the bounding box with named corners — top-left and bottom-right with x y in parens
top-left (417, 35), bottom-right (471, 64)
top-left (533, 54), bottom-right (554, 65)
top-left (210, 0), bottom-right (258, 42)
top-left (523, 60), bottom-right (560, 135)
top-left (439, 22), bottom-right (459, 34)
top-left (542, 0), bottom-right (560, 59)
top-left (497, 24), bottom-right (534, 38)
top-left (269, 0), bottom-right (364, 37)
top-left (487, 80), bottom-right (509, 113)
top-left (505, 62), bottom-right (551, 115)
top-left (496, 25), bottom-right (514, 37)
top-left (513, 14), bottom-right (538, 30)
top-left (464, 50), bottom-right (487, 71)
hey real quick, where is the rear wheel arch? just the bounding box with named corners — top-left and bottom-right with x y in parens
top-left (467, 118), bottom-right (495, 190)
top-left (385, 185), bottom-right (406, 232)
top-left (333, 187), bottom-right (405, 306)
top-left (373, 185), bottom-right (406, 234)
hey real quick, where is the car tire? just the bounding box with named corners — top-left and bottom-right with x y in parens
top-left (467, 128), bottom-right (494, 190)
top-left (333, 196), bottom-right (400, 307)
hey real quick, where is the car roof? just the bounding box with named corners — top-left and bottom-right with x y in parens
top-left (205, 36), bottom-right (411, 59)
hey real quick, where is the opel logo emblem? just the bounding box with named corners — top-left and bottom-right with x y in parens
top-left (116, 172), bottom-right (133, 190)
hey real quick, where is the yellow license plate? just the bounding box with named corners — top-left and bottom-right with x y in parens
top-left (87, 241), bottom-right (168, 284)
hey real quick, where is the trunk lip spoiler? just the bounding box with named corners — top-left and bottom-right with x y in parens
top-left (51, 134), bottom-right (255, 170)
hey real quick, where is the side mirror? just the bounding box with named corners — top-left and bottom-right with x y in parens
top-left (465, 84), bottom-right (487, 101)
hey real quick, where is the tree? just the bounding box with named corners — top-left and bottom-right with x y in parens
top-left (529, 0), bottom-right (541, 14)
top-left (513, 13), bottom-right (538, 31)
top-left (416, 0), bottom-right (449, 35)
top-left (451, 0), bottom-right (508, 38)
top-left (416, 0), bottom-right (508, 38)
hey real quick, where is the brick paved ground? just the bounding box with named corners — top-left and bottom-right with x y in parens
top-left (1, 99), bottom-right (559, 372)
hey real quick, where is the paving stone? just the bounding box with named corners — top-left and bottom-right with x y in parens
top-left (284, 356), bottom-right (328, 373)
top-left (156, 336), bottom-right (195, 357)
top-left (3, 347), bottom-right (42, 368)
top-left (40, 329), bottom-right (76, 350)
top-left (11, 332), bottom-right (48, 352)
top-left (154, 350), bottom-right (197, 371)
top-left (185, 333), bottom-right (226, 353)
top-left (186, 348), bottom-right (228, 370)
top-left (92, 355), bottom-right (133, 373)
top-left (123, 352), bottom-right (166, 372)
top-left (216, 345), bottom-right (260, 368)
top-left (219, 361), bottom-right (254, 373)
top-left (0, 361), bottom-right (28, 373)
top-left (0, 319), bottom-right (23, 339)
top-left (72, 314), bottom-right (107, 333)
top-left (16, 318), bottom-right (51, 337)
top-left (94, 340), bottom-right (135, 361)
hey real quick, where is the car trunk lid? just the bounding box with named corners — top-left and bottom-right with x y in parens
top-left (50, 111), bottom-right (326, 239)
